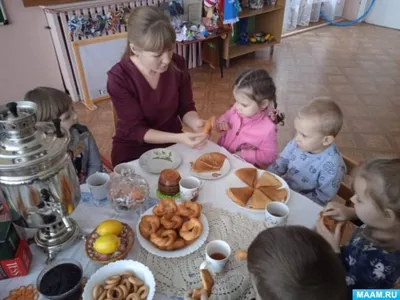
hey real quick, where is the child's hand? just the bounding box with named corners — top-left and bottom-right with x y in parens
top-left (184, 289), bottom-right (208, 300)
top-left (316, 218), bottom-right (343, 253)
top-left (322, 202), bottom-right (357, 221)
top-left (216, 121), bottom-right (230, 132)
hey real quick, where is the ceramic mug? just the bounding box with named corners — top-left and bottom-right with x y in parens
top-left (264, 202), bottom-right (289, 228)
top-left (179, 176), bottom-right (204, 201)
top-left (200, 240), bottom-right (231, 274)
top-left (114, 162), bottom-right (135, 176)
top-left (87, 172), bottom-right (110, 206)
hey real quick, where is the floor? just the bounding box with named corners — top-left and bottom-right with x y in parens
top-left (75, 23), bottom-right (400, 164)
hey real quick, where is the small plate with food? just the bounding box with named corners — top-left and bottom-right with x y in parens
top-left (136, 199), bottom-right (209, 258)
top-left (82, 260), bottom-right (155, 300)
top-left (190, 152), bottom-right (231, 180)
top-left (226, 168), bottom-right (291, 213)
top-left (85, 220), bottom-right (134, 264)
top-left (139, 148), bottom-right (182, 174)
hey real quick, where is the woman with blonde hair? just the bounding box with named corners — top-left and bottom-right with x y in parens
top-left (107, 6), bottom-right (207, 166)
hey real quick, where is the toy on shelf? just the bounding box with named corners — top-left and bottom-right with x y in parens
top-left (237, 18), bottom-right (249, 45)
top-left (249, 32), bottom-right (274, 43)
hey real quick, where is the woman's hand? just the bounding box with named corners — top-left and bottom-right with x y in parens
top-left (316, 218), bottom-right (343, 253)
top-left (216, 121), bottom-right (229, 132)
top-left (182, 111), bottom-right (205, 133)
top-left (184, 289), bottom-right (208, 300)
top-left (192, 118), bottom-right (206, 133)
top-left (322, 202), bottom-right (357, 221)
top-left (178, 132), bottom-right (208, 149)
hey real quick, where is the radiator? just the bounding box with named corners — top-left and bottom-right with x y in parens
top-left (43, 0), bottom-right (202, 109)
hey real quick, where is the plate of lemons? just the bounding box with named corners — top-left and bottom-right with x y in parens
top-left (85, 219), bottom-right (134, 264)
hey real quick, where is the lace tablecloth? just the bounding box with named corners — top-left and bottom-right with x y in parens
top-left (138, 204), bottom-right (264, 300)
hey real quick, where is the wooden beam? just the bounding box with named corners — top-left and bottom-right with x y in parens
top-left (23, 0), bottom-right (87, 8)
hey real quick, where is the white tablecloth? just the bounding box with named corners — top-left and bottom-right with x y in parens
top-left (0, 142), bottom-right (322, 299)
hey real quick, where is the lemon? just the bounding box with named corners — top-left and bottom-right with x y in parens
top-left (93, 234), bottom-right (120, 254)
top-left (97, 220), bottom-right (123, 236)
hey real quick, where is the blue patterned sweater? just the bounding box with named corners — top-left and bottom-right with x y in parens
top-left (267, 139), bottom-right (346, 206)
top-left (341, 225), bottom-right (400, 290)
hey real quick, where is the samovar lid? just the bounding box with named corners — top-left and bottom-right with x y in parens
top-left (0, 101), bottom-right (70, 181)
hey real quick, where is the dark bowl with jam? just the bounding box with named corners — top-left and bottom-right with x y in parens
top-left (37, 259), bottom-right (83, 300)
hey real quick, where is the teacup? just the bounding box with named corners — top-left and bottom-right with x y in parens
top-left (264, 202), bottom-right (289, 228)
top-left (200, 240), bottom-right (231, 274)
top-left (179, 176), bottom-right (204, 201)
top-left (87, 172), bottom-right (110, 206)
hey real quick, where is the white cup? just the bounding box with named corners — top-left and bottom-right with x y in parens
top-left (200, 240), bottom-right (231, 274)
top-left (114, 162), bottom-right (135, 176)
top-left (264, 202), bottom-right (289, 228)
top-left (87, 172), bottom-right (110, 206)
top-left (179, 176), bottom-right (204, 201)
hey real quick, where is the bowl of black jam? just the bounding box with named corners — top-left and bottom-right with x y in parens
top-left (37, 259), bottom-right (83, 300)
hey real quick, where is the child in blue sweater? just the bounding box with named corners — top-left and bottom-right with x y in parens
top-left (319, 158), bottom-right (400, 291)
top-left (268, 99), bottom-right (346, 206)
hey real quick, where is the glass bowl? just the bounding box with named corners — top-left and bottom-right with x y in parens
top-left (109, 174), bottom-right (149, 213)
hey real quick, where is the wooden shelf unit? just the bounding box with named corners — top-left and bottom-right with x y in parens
top-left (222, 0), bottom-right (286, 65)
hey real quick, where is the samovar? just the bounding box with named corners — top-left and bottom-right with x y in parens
top-left (0, 101), bottom-right (83, 262)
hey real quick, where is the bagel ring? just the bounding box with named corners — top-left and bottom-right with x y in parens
top-left (107, 286), bottom-right (123, 300)
top-left (126, 293), bottom-right (140, 300)
top-left (179, 218), bottom-right (203, 242)
top-left (177, 201), bottom-right (202, 218)
top-left (139, 215), bottom-right (161, 239)
top-left (128, 276), bottom-right (144, 288)
top-left (150, 229), bottom-right (177, 249)
top-left (137, 285), bottom-right (150, 299)
top-left (160, 214), bottom-right (184, 230)
top-left (92, 284), bottom-right (104, 299)
top-left (118, 284), bottom-right (129, 298)
top-left (152, 198), bottom-right (177, 218)
top-left (120, 278), bottom-right (132, 292)
top-left (98, 290), bottom-right (107, 300)
top-left (105, 275), bottom-right (121, 285)
top-left (164, 237), bottom-right (186, 251)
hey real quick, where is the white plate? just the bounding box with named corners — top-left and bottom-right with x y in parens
top-left (82, 260), bottom-right (156, 300)
top-left (226, 169), bottom-right (291, 214)
top-left (136, 206), bottom-right (209, 258)
top-left (139, 148), bottom-right (182, 174)
top-left (190, 155), bottom-right (231, 180)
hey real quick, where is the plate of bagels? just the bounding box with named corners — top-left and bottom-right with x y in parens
top-left (190, 152), bottom-right (231, 180)
top-left (226, 168), bottom-right (291, 213)
top-left (137, 199), bottom-right (209, 258)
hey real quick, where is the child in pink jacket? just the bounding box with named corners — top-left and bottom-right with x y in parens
top-left (216, 69), bottom-right (284, 168)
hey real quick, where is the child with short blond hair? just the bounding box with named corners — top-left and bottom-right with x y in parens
top-left (319, 158), bottom-right (400, 290)
top-left (24, 87), bottom-right (102, 183)
top-left (268, 98), bottom-right (346, 205)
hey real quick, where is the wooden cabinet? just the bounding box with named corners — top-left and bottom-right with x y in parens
top-left (222, 0), bottom-right (286, 66)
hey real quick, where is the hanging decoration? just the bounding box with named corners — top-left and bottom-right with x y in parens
top-left (67, 7), bottom-right (132, 39)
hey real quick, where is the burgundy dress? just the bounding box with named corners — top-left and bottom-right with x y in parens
top-left (107, 54), bottom-right (196, 166)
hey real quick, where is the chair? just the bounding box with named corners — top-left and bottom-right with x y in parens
top-left (337, 155), bottom-right (359, 207)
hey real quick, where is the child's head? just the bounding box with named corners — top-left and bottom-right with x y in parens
top-left (351, 158), bottom-right (400, 248)
top-left (247, 226), bottom-right (347, 300)
top-left (294, 98), bottom-right (343, 153)
top-left (233, 69), bottom-right (284, 124)
top-left (24, 87), bottom-right (77, 130)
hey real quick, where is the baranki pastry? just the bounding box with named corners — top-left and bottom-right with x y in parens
top-left (139, 199), bottom-right (203, 251)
